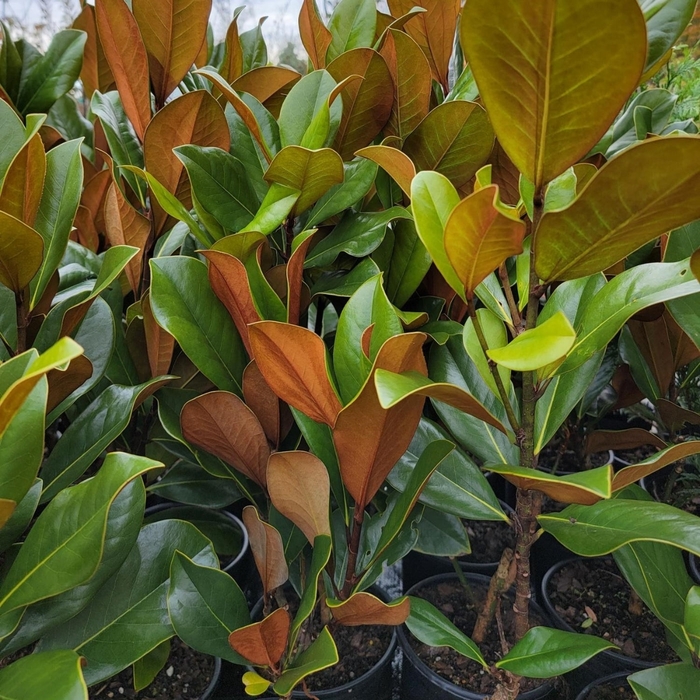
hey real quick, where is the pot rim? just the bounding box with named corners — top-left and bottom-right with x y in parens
top-left (144, 502), bottom-right (250, 573)
top-left (573, 670), bottom-right (630, 700)
top-left (253, 583), bottom-right (398, 698)
top-left (201, 656), bottom-right (223, 700)
top-left (398, 572), bottom-right (554, 700)
top-left (540, 556), bottom-right (661, 669)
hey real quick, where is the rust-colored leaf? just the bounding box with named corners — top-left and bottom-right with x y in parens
top-left (73, 205), bottom-right (100, 252)
top-left (585, 428), bottom-right (665, 455)
top-left (299, 0), bottom-right (332, 70)
top-left (133, 0), bottom-right (211, 107)
top-left (181, 391), bottom-right (270, 488)
top-left (666, 311), bottom-right (700, 371)
top-left (229, 607), bottom-right (291, 668)
top-left (326, 48), bottom-right (393, 160)
top-left (232, 67), bottom-right (301, 105)
top-left (242, 505), bottom-right (289, 596)
top-left (657, 398), bottom-right (700, 433)
top-left (201, 250), bottom-right (261, 357)
top-left (82, 169), bottom-right (112, 236)
top-left (248, 321), bottom-right (342, 427)
top-left (220, 11), bottom-right (243, 82)
top-left (142, 290), bottom-right (175, 378)
top-left (355, 145), bottom-right (415, 198)
top-left (380, 28), bottom-right (430, 141)
top-left (444, 185), bottom-right (526, 299)
top-left (387, 0), bottom-right (460, 90)
top-left (267, 451), bottom-right (331, 544)
top-left (361, 325), bottom-right (374, 359)
top-left (333, 333), bottom-right (427, 510)
top-left (104, 183), bottom-right (151, 293)
top-left (196, 68), bottom-right (273, 164)
top-left (73, 4), bottom-right (114, 97)
top-left (329, 593), bottom-right (410, 626)
top-left (144, 90), bottom-right (229, 234)
top-left (46, 355), bottom-right (94, 413)
top-left (286, 232), bottom-right (315, 325)
top-left (489, 141), bottom-right (521, 207)
top-left (627, 316), bottom-right (675, 398)
top-left (95, 0), bottom-right (151, 141)
top-left (243, 360), bottom-right (289, 449)
top-left (0, 211), bottom-right (44, 293)
top-left (0, 133), bottom-right (46, 226)
top-left (612, 441), bottom-right (700, 492)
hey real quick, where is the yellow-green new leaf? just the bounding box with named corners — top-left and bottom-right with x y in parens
top-left (410, 171), bottom-right (463, 298)
top-left (535, 136), bottom-right (700, 282)
top-left (444, 185), bottom-right (526, 299)
top-left (0, 210), bottom-right (44, 292)
top-left (461, 0), bottom-right (647, 188)
top-left (487, 311), bottom-right (575, 373)
top-left (264, 145), bottom-right (344, 216)
top-left (487, 464), bottom-right (612, 505)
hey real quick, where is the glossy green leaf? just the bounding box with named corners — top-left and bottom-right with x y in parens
top-left (39, 519), bottom-right (217, 685)
top-left (15, 30), bottom-right (86, 115)
top-left (539, 499), bottom-right (700, 558)
top-left (305, 207), bottom-right (411, 268)
top-left (364, 440), bottom-right (453, 575)
top-left (429, 337), bottom-right (519, 465)
top-left (384, 219), bottom-right (432, 307)
top-left (278, 70), bottom-right (341, 148)
top-left (487, 311), bottom-right (575, 375)
top-left (333, 274), bottom-right (403, 403)
top-left (461, 0), bottom-right (647, 188)
top-left (168, 552), bottom-right (251, 665)
top-left (685, 586), bottom-right (700, 654)
top-left (375, 369), bottom-right (510, 434)
top-left (0, 452), bottom-right (160, 615)
top-left (90, 91), bottom-right (145, 202)
top-left (628, 662), bottom-right (700, 700)
top-left (463, 308), bottom-right (510, 396)
top-left (147, 462), bottom-right (242, 508)
top-left (40, 378), bottom-right (170, 503)
top-left (327, 0), bottom-right (376, 62)
top-left (150, 256), bottom-right (246, 394)
top-left (175, 145), bottom-right (258, 237)
top-left (273, 627), bottom-right (339, 696)
top-left (389, 418), bottom-right (506, 521)
top-left (0, 650), bottom-right (87, 700)
top-left (496, 627), bottom-right (616, 677)
top-left (413, 507), bottom-right (470, 558)
top-left (307, 157), bottom-right (378, 226)
top-left (0, 478), bottom-right (146, 656)
top-left (0, 480), bottom-right (41, 555)
top-left (613, 487), bottom-right (694, 649)
top-left (31, 139), bottom-right (83, 306)
top-left (132, 640), bottom-right (170, 692)
top-left (559, 260), bottom-right (700, 375)
top-left (535, 136), bottom-right (700, 282)
top-left (0, 33), bottom-right (22, 123)
top-left (404, 101), bottom-right (494, 190)
top-left (240, 183), bottom-right (300, 236)
top-left (406, 596), bottom-right (487, 668)
top-left (488, 464), bottom-right (612, 505)
top-left (641, 0), bottom-right (698, 72)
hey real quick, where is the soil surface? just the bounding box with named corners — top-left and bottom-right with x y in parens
top-left (460, 518), bottom-right (515, 564)
top-left (547, 558), bottom-right (678, 663)
top-left (584, 680), bottom-right (635, 699)
top-left (408, 579), bottom-right (549, 695)
top-left (613, 445), bottom-right (658, 465)
top-left (88, 638), bottom-right (215, 699)
top-left (305, 623), bottom-right (392, 691)
top-left (648, 466), bottom-right (700, 516)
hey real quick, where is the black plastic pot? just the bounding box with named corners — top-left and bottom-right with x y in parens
top-left (399, 573), bottom-right (557, 700)
top-left (254, 585), bottom-right (397, 700)
top-left (201, 657), bottom-right (223, 700)
top-left (144, 503), bottom-right (251, 583)
top-left (402, 501), bottom-right (515, 592)
top-left (575, 671), bottom-right (631, 700)
top-left (541, 558), bottom-right (661, 684)
top-left (690, 554), bottom-right (700, 584)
